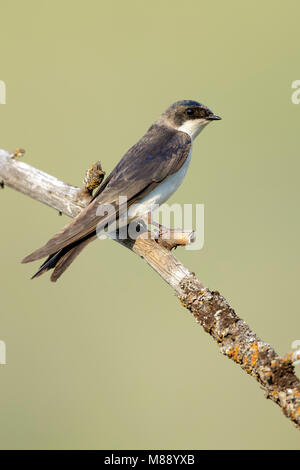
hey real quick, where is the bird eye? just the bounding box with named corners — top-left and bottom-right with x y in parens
top-left (186, 108), bottom-right (194, 116)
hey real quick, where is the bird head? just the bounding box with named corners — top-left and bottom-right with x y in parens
top-left (159, 100), bottom-right (221, 139)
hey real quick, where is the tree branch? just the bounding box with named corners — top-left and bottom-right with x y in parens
top-left (1, 149), bottom-right (300, 428)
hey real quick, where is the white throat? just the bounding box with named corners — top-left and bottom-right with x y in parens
top-left (177, 119), bottom-right (208, 139)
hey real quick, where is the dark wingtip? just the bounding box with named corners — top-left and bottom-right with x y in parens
top-left (30, 273), bottom-right (40, 280)
top-left (28, 250), bottom-right (62, 280)
top-left (30, 266), bottom-right (49, 280)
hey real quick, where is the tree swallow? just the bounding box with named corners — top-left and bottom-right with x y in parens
top-left (22, 100), bottom-right (221, 281)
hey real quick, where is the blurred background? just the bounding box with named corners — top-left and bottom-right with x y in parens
top-left (0, 0), bottom-right (300, 449)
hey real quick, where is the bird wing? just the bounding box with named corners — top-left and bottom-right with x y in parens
top-left (22, 126), bottom-right (191, 263)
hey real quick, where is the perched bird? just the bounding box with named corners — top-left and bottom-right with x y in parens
top-left (22, 100), bottom-right (221, 281)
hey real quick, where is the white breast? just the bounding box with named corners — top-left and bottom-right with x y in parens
top-left (127, 145), bottom-right (192, 220)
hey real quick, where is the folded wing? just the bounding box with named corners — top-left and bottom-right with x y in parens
top-left (22, 126), bottom-right (191, 264)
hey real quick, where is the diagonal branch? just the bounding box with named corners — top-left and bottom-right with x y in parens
top-left (1, 149), bottom-right (300, 428)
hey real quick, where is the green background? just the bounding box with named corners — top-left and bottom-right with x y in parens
top-left (1, 0), bottom-right (300, 449)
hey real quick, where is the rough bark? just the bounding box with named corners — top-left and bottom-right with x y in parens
top-left (1, 148), bottom-right (300, 428)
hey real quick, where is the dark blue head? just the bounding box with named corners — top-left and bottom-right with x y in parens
top-left (160, 100), bottom-right (221, 138)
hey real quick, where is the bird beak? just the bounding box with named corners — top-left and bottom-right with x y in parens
top-left (207, 114), bottom-right (222, 121)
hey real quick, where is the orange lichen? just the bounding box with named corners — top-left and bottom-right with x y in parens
top-left (232, 344), bottom-right (241, 363)
top-left (9, 148), bottom-right (25, 159)
top-left (227, 348), bottom-right (234, 358)
top-left (297, 407), bottom-right (300, 415)
top-left (251, 343), bottom-right (259, 366)
top-left (283, 352), bottom-right (293, 363)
